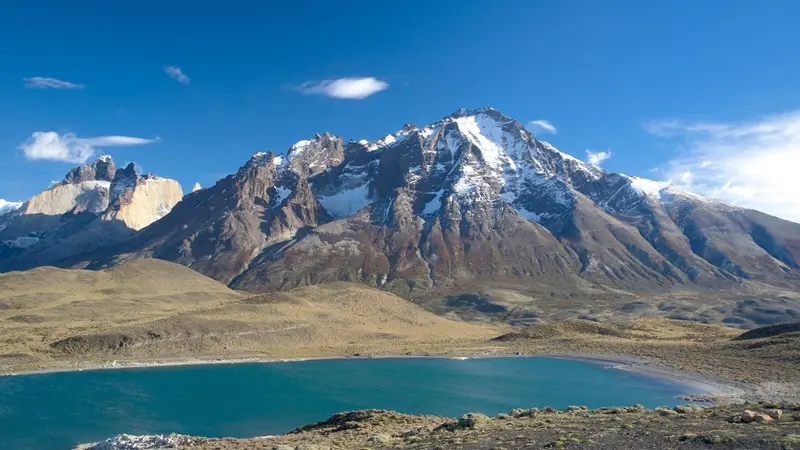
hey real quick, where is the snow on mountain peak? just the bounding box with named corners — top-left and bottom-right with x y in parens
top-left (658, 184), bottom-right (735, 209)
top-left (248, 151), bottom-right (286, 166)
top-left (0, 199), bottom-right (23, 215)
top-left (365, 128), bottom-right (416, 151)
top-left (244, 152), bottom-right (279, 171)
top-left (290, 139), bottom-right (312, 153)
top-left (344, 107), bottom-right (602, 218)
top-left (450, 106), bottom-right (496, 118)
top-left (627, 176), bottom-right (668, 199)
top-left (236, 108), bottom-right (734, 227)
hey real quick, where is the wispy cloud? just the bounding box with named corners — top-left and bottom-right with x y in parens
top-left (297, 77), bottom-right (388, 99)
top-left (646, 111), bottom-right (800, 222)
top-left (79, 136), bottom-right (157, 146)
top-left (24, 77), bottom-right (84, 90)
top-left (527, 120), bottom-right (557, 134)
top-left (164, 66), bottom-right (190, 84)
top-left (586, 149), bottom-right (613, 166)
top-left (18, 132), bottom-right (159, 164)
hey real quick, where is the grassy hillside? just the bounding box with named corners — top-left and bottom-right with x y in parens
top-left (0, 261), bottom-right (501, 373)
top-left (1, 259), bottom-right (797, 397)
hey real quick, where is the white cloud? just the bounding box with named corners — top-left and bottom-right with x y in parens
top-left (527, 120), bottom-right (557, 134)
top-left (164, 66), bottom-right (190, 84)
top-left (297, 77), bottom-right (388, 99)
top-left (24, 77), bottom-right (84, 89)
top-left (586, 149), bottom-right (612, 166)
top-left (647, 111), bottom-right (800, 222)
top-left (79, 136), bottom-right (158, 146)
top-left (18, 132), bottom-right (158, 164)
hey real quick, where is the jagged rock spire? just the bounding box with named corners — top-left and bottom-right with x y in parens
top-left (62, 156), bottom-right (117, 185)
top-left (286, 132), bottom-right (345, 176)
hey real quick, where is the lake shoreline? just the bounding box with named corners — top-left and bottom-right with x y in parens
top-left (1, 351), bottom-right (749, 402)
top-left (73, 402), bottom-right (800, 450)
top-left (546, 353), bottom-right (749, 400)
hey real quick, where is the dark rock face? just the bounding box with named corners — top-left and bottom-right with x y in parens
top-left (87, 150), bottom-right (333, 284)
top-left (287, 132), bottom-right (345, 177)
top-left (62, 156), bottom-right (116, 185)
top-left (61, 109), bottom-right (800, 300)
top-left (108, 163), bottom-right (139, 210)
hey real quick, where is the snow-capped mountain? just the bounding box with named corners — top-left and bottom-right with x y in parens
top-left (0, 157), bottom-right (183, 271)
top-left (29, 108), bottom-right (800, 299)
top-left (0, 199), bottom-right (22, 216)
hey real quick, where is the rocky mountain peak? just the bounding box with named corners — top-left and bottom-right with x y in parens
top-left (108, 163), bottom-right (140, 208)
top-left (108, 162), bottom-right (170, 210)
top-left (0, 157), bottom-right (183, 271)
top-left (401, 123), bottom-right (417, 133)
top-left (62, 155), bottom-right (117, 185)
top-left (449, 106), bottom-right (497, 118)
top-left (94, 155), bottom-right (116, 181)
top-left (116, 162), bottom-right (137, 178)
top-left (238, 151), bottom-right (282, 178)
top-left (286, 133), bottom-right (345, 176)
top-left (230, 151), bottom-right (290, 209)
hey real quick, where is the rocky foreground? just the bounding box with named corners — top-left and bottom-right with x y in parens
top-left (78, 402), bottom-right (800, 449)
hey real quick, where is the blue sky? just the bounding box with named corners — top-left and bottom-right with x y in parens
top-left (3, 0), bottom-right (800, 220)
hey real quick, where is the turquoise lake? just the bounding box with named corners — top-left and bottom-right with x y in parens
top-left (0, 357), bottom-right (692, 449)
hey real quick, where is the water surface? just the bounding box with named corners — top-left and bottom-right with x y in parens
top-left (0, 357), bottom-right (690, 449)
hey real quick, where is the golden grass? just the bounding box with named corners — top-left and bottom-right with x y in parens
top-left (0, 260), bottom-right (502, 373)
top-left (1, 260), bottom-right (797, 392)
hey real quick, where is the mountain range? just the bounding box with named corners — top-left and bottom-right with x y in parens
top-left (2, 107), bottom-right (799, 325)
top-left (0, 157), bottom-right (182, 271)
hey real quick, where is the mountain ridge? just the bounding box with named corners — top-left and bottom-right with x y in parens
top-left (4, 107), bottom-right (800, 325)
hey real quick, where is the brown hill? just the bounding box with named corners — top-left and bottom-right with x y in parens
top-left (493, 318), bottom-right (740, 343)
top-left (0, 262), bottom-right (500, 373)
top-left (734, 322), bottom-right (800, 341)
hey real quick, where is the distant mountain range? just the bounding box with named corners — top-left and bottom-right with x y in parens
top-left (0, 156), bottom-right (182, 271)
top-left (2, 107), bottom-right (799, 324)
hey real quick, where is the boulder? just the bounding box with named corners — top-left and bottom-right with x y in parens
top-left (401, 427), bottom-right (428, 437)
top-left (509, 408), bottom-right (538, 418)
top-left (767, 409), bottom-right (783, 420)
top-left (754, 413), bottom-right (773, 423)
top-left (674, 404), bottom-right (706, 414)
top-left (458, 413), bottom-right (491, 428)
top-left (89, 433), bottom-right (196, 449)
top-left (741, 410), bottom-right (757, 423)
top-left (727, 415), bottom-right (743, 424)
top-left (738, 410), bottom-right (775, 424)
top-left (656, 407), bottom-right (679, 417)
